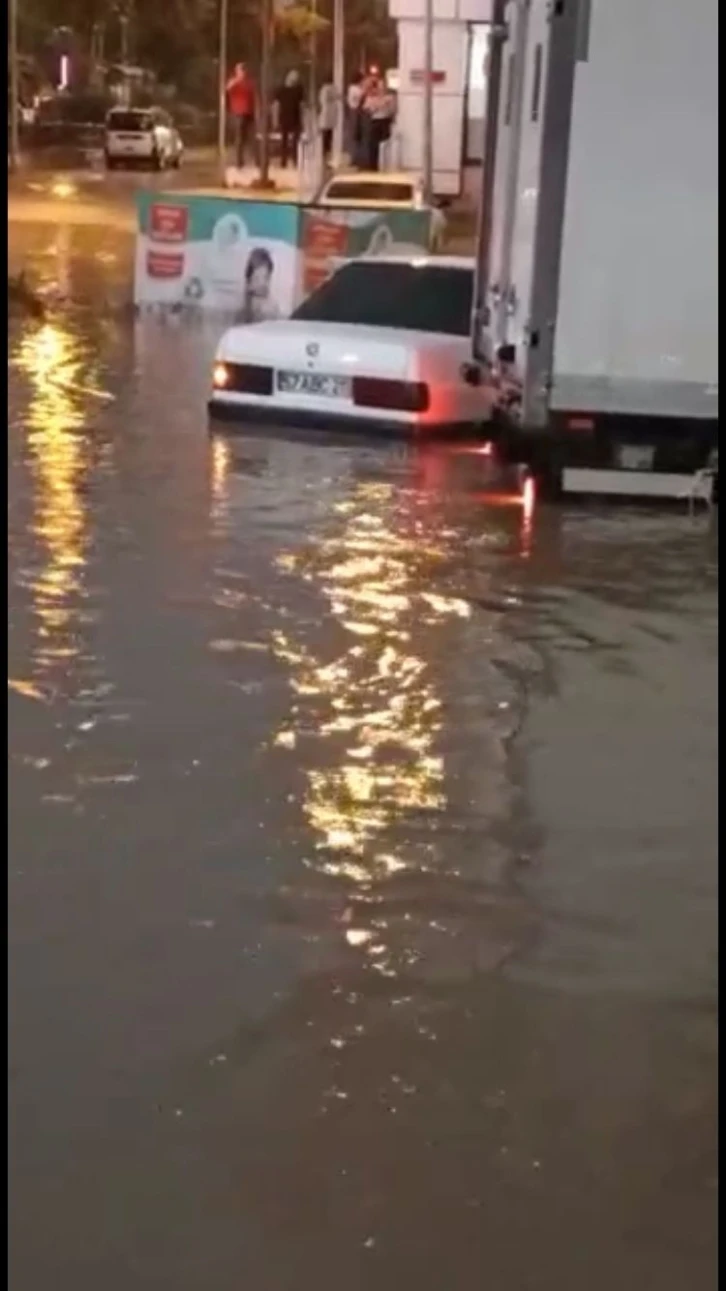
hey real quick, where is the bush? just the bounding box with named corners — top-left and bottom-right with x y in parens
top-left (36, 91), bottom-right (114, 126)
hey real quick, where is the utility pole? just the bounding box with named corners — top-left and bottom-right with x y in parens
top-left (422, 0), bottom-right (434, 203)
top-left (256, 0), bottom-right (273, 188)
top-left (309, 0), bottom-right (318, 121)
top-left (332, 0), bottom-right (344, 164)
top-left (91, 23), bottom-right (106, 89)
top-left (217, 0), bottom-right (229, 174)
top-left (118, 7), bottom-right (131, 103)
top-left (470, 0), bottom-right (508, 365)
top-left (9, 0), bottom-right (20, 171)
top-left (120, 14), bottom-right (129, 66)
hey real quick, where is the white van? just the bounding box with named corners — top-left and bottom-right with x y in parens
top-left (104, 107), bottom-right (183, 171)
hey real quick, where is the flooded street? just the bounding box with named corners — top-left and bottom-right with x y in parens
top-left (8, 211), bottom-right (718, 1290)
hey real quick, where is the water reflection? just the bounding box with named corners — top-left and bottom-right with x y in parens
top-left (210, 434), bottom-right (232, 525)
top-left (270, 480), bottom-right (480, 972)
top-left (13, 321), bottom-right (96, 671)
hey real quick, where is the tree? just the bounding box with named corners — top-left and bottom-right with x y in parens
top-left (15, 0), bottom-right (398, 105)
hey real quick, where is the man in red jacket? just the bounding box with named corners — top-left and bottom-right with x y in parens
top-left (226, 63), bottom-right (257, 167)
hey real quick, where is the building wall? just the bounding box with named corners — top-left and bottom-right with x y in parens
top-left (388, 0), bottom-right (494, 195)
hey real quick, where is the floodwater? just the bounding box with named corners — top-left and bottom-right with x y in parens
top-left (8, 214), bottom-right (718, 1290)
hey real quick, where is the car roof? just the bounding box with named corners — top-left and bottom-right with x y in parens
top-left (107, 105), bottom-right (155, 115)
top-left (346, 254), bottom-right (475, 271)
top-left (325, 170), bottom-right (420, 186)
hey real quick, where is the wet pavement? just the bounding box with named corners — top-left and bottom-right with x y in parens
top-left (8, 199), bottom-right (718, 1290)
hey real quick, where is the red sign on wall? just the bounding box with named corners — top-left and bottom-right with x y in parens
top-left (409, 69), bottom-right (447, 85)
top-left (149, 203), bottom-right (189, 243)
top-left (146, 250), bottom-right (185, 279)
top-left (301, 214), bottom-right (349, 295)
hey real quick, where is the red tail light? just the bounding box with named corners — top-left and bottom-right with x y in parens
top-left (352, 377), bottom-right (429, 413)
top-left (214, 362), bottom-right (273, 396)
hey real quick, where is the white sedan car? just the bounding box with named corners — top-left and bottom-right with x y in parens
top-left (208, 255), bottom-right (495, 437)
top-left (104, 107), bottom-right (183, 171)
top-left (313, 171), bottom-right (447, 251)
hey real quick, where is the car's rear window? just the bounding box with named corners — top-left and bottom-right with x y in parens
top-left (324, 181), bottom-right (414, 204)
top-left (107, 111), bottom-right (152, 132)
top-left (293, 261), bottom-right (473, 337)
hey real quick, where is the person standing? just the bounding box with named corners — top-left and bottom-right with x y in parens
top-left (318, 80), bottom-right (338, 164)
top-left (349, 73), bottom-right (372, 168)
top-left (226, 62), bottom-right (257, 168)
top-left (362, 76), bottom-right (395, 170)
top-left (275, 70), bottom-right (304, 169)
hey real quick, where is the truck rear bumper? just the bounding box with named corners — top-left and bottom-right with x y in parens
top-left (561, 466), bottom-right (715, 503)
top-left (495, 411), bottom-right (718, 503)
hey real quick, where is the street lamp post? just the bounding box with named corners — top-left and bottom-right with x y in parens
top-left (332, 0), bottom-right (344, 165)
top-left (308, 0), bottom-right (318, 119)
top-left (9, 0), bottom-right (20, 171)
top-left (256, 0), bottom-right (273, 187)
top-left (217, 0), bottom-right (229, 175)
top-left (422, 0), bottom-right (434, 203)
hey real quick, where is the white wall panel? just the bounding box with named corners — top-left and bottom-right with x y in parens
top-left (553, 0), bottom-right (718, 401)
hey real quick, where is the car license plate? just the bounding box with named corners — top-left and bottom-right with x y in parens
top-left (277, 370), bottom-right (350, 399)
top-left (617, 443), bottom-right (655, 471)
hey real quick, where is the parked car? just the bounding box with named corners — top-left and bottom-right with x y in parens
top-left (313, 170), bottom-right (447, 251)
top-left (104, 107), bottom-right (183, 171)
top-left (209, 255), bottom-right (494, 437)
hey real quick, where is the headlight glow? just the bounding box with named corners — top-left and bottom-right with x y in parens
top-left (212, 362), bottom-right (229, 389)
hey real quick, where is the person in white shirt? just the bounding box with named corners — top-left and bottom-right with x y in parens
top-left (361, 77), bottom-right (396, 170)
top-left (346, 74), bottom-right (365, 164)
top-left (318, 81), bottom-right (338, 162)
top-left (346, 78), bottom-right (363, 112)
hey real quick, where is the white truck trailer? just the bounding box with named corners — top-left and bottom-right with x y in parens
top-left (486, 0), bottom-right (718, 499)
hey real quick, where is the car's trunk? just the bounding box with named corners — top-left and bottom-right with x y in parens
top-left (229, 321), bottom-right (416, 381)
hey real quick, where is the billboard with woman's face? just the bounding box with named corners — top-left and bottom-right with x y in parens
top-left (134, 191), bottom-right (432, 317)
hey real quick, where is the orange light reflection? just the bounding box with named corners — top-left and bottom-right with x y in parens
top-left (14, 322), bottom-right (92, 669)
top-left (271, 482), bottom-right (467, 973)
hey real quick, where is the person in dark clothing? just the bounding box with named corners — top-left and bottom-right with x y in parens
top-left (275, 70), bottom-right (305, 169)
top-left (349, 74), bottom-right (371, 169)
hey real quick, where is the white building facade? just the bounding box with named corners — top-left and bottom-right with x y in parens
top-left (387, 0), bottom-right (495, 196)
